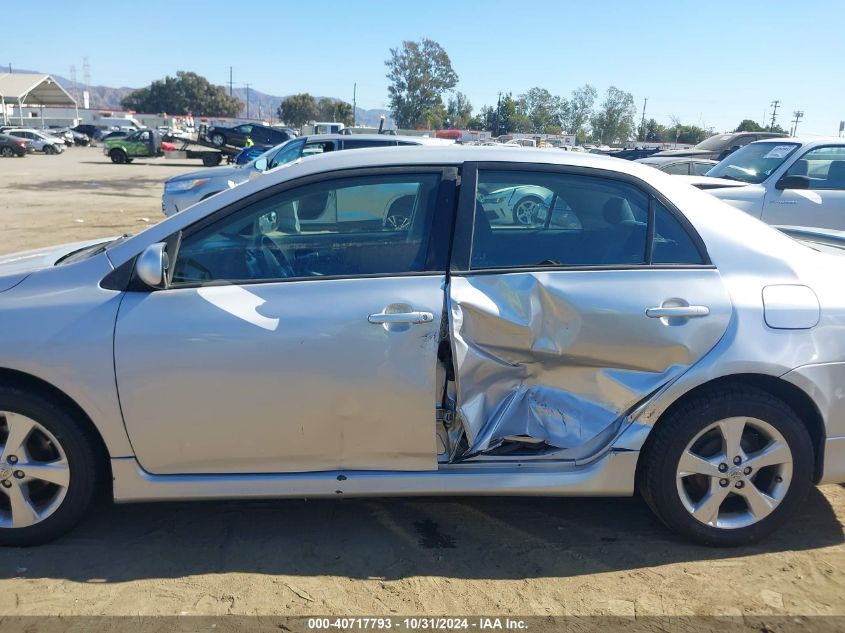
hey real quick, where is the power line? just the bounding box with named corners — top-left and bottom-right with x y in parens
top-left (769, 100), bottom-right (780, 130)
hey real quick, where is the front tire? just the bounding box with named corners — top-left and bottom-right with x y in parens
top-left (109, 149), bottom-right (127, 164)
top-left (211, 133), bottom-right (225, 147)
top-left (0, 387), bottom-right (99, 546)
top-left (638, 385), bottom-right (813, 546)
top-left (43, 145), bottom-right (57, 155)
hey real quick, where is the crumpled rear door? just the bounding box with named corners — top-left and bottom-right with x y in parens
top-left (448, 163), bottom-right (732, 458)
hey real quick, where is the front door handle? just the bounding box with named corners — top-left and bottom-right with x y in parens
top-left (646, 305), bottom-right (710, 318)
top-left (368, 311), bottom-right (434, 325)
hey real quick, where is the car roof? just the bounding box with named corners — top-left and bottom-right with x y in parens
top-left (300, 133), bottom-right (437, 144)
top-left (749, 136), bottom-right (844, 147)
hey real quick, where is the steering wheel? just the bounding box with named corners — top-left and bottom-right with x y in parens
top-left (246, 234), bottom-right (295, 279)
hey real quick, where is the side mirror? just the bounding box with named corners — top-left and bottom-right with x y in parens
top-left (254, 157), bottom-right (268, 172)
top-left (775, 174), bottom-right (810, 190)
top-left (136, 243), bottom-right (169, 288)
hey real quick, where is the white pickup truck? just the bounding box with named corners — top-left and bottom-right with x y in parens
top-left (681, 137), bottom-right (845, 230)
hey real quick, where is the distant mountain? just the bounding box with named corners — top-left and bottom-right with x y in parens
top-left (9, 68), bottom-right (393, 128)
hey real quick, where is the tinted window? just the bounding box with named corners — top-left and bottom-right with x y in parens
top-left (268, 139), bottom-right (305, 168)
top-left (691, 162), bottom-right (713, 176)
top-left (472, 171), bottom-right (649, 269)
top-left (172, 173), bottom-right (441, 283)
top-left (234, 125), bottom-right (253, 135)
top-left (343, 139), bottom-right (397, 149)
top-left (651, 202), bottom-right (705, 264)
top-left (787, 146), bottom-right (845, 190)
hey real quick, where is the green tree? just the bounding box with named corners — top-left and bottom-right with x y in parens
top-left (317, 98), bottom-right (354, 125)
top-left (120, 71), bottom-right (241, 117)
top-left (590, 86), bottom-right (636, 144)
top-left (734, 119), bottom-right (766, 132)
top-left (519, 87), bottom-right (562, 133)
top-left (278, 93), bottom-right (319, 127)
top-left (675, 124), bottom-right (708, 145)
top-left (559, 84), bottom-right (597, 142)
top-left (386, 38), bottom-right (458, 129)
top-left (446, 91), bottom-right (473, 128)
top-left (643, 118), bottom-right (667, 142)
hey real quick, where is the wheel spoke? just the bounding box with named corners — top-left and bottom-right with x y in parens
top-left (4, 482), bottom-right (40, 528)
top-left (23, 460), bottom-right (70, 487)
top-left (739, 482), bottom-right (776, 520)
top-left (1, 413), bottom-right (35, 462)
top-left (677, 450), bottom-right (723, 478)
top-left (691, 483), bottom-right (731, 526)
top-left (745, 440), bottom-right (791, 471)
top-left (718, 418), bottom-right (746, 460)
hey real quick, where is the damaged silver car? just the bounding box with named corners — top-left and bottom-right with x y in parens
top-left (1, 146), bottom-right (845, 546)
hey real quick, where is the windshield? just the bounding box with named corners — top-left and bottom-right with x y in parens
top-left (695, 134), bottom-right (733, 151)
top-left (706, 142), bottom-right (800, 184)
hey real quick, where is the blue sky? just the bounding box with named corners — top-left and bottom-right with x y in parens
top-left (6, 0), bottom-right (843, 135)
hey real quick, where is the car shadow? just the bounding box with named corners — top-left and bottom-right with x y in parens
top-left (77, 161), bottom-right (222, 168)
top-left (1, 488), bottom-right (841, 582)
top-left (11, 177), bottom-right (166, 191)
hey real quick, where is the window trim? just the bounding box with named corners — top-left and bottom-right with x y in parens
top-left (162, 165), bottom-right (458, 290)
top-left (451, 161), bottom-right (712, 274)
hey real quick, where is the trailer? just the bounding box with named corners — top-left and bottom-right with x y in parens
top-left (164, 136), bottom-right (242, 166)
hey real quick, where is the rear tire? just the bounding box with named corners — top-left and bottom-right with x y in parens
top-left (109, 149), bottom-right (127, 164)
top-left (0, 386), bottom-right (99, 546)
top-left (638, 385), bottom-right (813, 546)
top-left (202, 154), bottom-right (221, 167)
top-left (0, 147), bottom-right (14, 158)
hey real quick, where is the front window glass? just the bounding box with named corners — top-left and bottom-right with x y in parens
top-left (172, 173), bottom-right (441, 283)
top-left (707, 142), bottom-right (800, 184)
top-left (268, 139), bottom-right (305, 169)
top-left (696, 134), bottom-right (733, 150)
top-left (786, 146), bottom-right (845, 190)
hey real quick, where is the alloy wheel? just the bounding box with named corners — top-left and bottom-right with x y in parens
top-left (675, 416), bottom-right (792, 529)
top-left (0, 412), bottom-right (70, 529)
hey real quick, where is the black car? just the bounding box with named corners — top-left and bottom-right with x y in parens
top-left (652, 132), bottom-right (787, 161)
top-left (204, 123), bottom-right (292, 148)
top-left (0, 133), bottom-right (30, 157)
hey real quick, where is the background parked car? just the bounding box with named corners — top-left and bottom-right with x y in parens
top-left (2, 129), bottom-right (64, 154)
top-left (204, 123), bottom-right (293, 149)
top-left (162, 134), bottom-right (436, 216)
top-left (682, 137), bottom-right (845, 230)
top-left (635, 156), bottom-right (718, 175)
top-left (0, 133), bottom-right (31, 157)
top-left (653, 131), bottom-right (787, 161)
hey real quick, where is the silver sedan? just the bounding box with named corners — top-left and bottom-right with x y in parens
top-left (1, 146), bottom-right (844, 546)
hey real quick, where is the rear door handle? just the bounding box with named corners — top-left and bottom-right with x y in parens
top-left (646, 306), bottom-right (710, 318)
top-left (368, 311), bottom-right (434, 325)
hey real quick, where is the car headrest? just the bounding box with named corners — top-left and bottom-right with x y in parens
top-left (827, 160), bottom-right (845, 186)
top-left (603, 197), bottom-right (635, 225)
top-left (276, 201), bottom-right (300, 233)
top-left (791, 159), bottom-right (809, 176)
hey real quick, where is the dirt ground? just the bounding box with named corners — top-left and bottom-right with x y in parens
top-left (0, 149), bottom-right (844, 620)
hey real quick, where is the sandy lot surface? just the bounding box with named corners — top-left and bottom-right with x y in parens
top-left (0, 149), bottom-right (844, 621)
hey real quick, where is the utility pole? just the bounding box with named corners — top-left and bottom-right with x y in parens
top-left (245, 83), bottom-right (251, 119)
top-left (495, 92), bottom-right (502, 137)
top-left (769, 100), bottom-right (780, 130)
top-left (229, 67), bottom-right (233, 97)
top-left (352, 83), bottom-right (357, 128)
top-left (639, 97), bottom-right (648, 141)
top-left (791, 110), bottom-right (804, 136)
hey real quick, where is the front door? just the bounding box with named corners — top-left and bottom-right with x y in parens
top-left (763, 145), bottom-right (845, 230)
top-left (449, 165), bottom-right (732, 458)
top-left (114, 168), bottom-right (453, 474)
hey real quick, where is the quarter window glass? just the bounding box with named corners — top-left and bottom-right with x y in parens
top-left (787, 146), bottom-right (845, 190)
top-left (472, 171), bottom-right (649, 269)
top-left (662, 162), bottom-right (689, 175)
top-left (651, 202), bottom-right (705, 264)
top-left (172, 173), bottom-right (440, 283)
